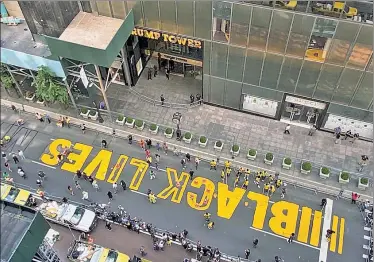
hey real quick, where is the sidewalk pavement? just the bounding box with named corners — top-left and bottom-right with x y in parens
top-left (1, 99), bottom-right (372, 201)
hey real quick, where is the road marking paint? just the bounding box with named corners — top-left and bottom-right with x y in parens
top-left (249, 226), bottom-right (320, 250)
top-left (130, 190), bottom-right (148, 196)
top-left (319, 198), bottom-right (333, 262)
top-left (364, 245), bottom-right (371, 250)
top-left (329, 215), bottom-right (338, 252)
top-left (364, 235), bottom-right (372, 240)
top-left (310, 210), bottom-right (322, 247)
top-left (50, 138), bottom-right (55, 141)
top-left (364, 227), bottom-right (371, 231)
top-left (338, 218), bottom-right (345, 254)
top-left (31, 160), bottom-right (56, 169)
top-left (297, 207), bottom-right (312, 243)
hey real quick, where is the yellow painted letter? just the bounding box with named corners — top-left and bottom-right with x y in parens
top-left (82, 150), bottom-right (112, 180)
top-left (268, 201), bottom-right (299, 237)
top-left (217, 183), bottom-right (245, 219)
top-left (157, 168), bottom-right (189, 204)
top-left (297, 207), bottom-right (312, 243)
top-left (187, 177), bottom-right (215, 211)
top-left (129, 158), bottom-right (149, 190)
top-left (247, 191), bottom-right (269, 229)
top-left (40, 139), bottom-right (72, 166)
top-left (107, 155), bottom-right (129, 184)
top-left (61, 143), bottom-right (93, 173)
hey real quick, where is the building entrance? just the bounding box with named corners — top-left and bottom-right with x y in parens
top-left (281, 95), bottom-right (327, 128)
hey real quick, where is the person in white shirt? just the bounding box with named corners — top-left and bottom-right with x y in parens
top-left (18, 150), bottom-right (25, 160)
top-left (113, 182), bottom-right (118, 193)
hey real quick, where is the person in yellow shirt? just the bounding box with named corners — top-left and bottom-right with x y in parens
top-left (234, 177), bottom-right (240, 187)
top-left (254, 175), bottom-right (261, 188)
top-left (210, 160), bottom-right (217, 170)
top-left (269, 185), bottom-right (276, 196)
top-left (245, 169), bottom-right (251, 179)
top-left (268, 174), bottom-right (274, 183)
top-left (263, 183), bottom-right (270, 194)
top-left (221, 170), bottom-right (225, 183)
top-left (260, 171), bottom-right (266, 181)
top-left (276, 179), bottom-right (282, 188)
top-left (224, 160), bottom-right (231, 169)
top-left (226, 167), bottom-right (232, 177)
top-left (242, 178), bottom-right (249, 189)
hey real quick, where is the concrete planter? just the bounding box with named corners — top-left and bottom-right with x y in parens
top-left (301, 162), bottom-right (312, 174)
top-left (214, 141), bottom-right (223, 152)
top-left (264, 153), bottom-right (274, 165)
top-left (125, 118), bottom-right (135, 128)
top-left (183, 133), bottom-right (192, 144)
top-left (198, 136), bottom-right (208, 148)
top-left (247, 150), bottom-right (257, 161)
top-left (116, 116), bottom-right (125, 126)
top-left (149, 125), bottom-right (159, 135)
top-left (135, 121), bottom-right (145, 131)
top-left (319, 167), bottom-right (330, 179)
top-left (282, 158), bottom-right (292, 170)
top-left (164, 128), bottom-right (174, 139)
top-left (36, 99), bottom-right (45, 105)
top-left (230, 146), bottom-right (240, 157)
top-left (88, 111), bottom-right (98, 121)
top-left (358, 178), bottom-right (369, 190)
top-left (25, 93), bottom-right (35, 101)
top-left (80, 109), bottom-right (90, 119)
top-left (338, 172), bottom-right (350, 184)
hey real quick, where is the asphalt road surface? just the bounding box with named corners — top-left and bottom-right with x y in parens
top-left (0, 110), bottom-right (366, 262)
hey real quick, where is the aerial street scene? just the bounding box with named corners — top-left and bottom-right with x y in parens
top-left (0, 1), bottom-right (373, 262)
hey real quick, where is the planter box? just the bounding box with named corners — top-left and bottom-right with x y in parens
top-left (247, 150), bottom-right (257, 161)
top-left (116, 117), bottom-right (126, 126)
top-left (230, 146), bottom-right (240, 157)
top-left (36, 99), bottom-right (45, 105)
top-left (164, 129), bottom-right (174, 139)
top-left (319, 168), bottom-right (330, 179)
top-left (89, 111), bottom-right (98, 121)
top-left (25, 94), bottom-right (35, 101)
top-left (214, 142), bottom-right (223, 152)
top-left (135, 122), bottom-right (145, 131)
top-left (125, 119), bottom-right (135, 128)
top-left (338, 172), bottom-right (350, 184)
top-left (358, 179), bottom-right (369, 190)
top-left (301, 162), bottom-right (311, 174)
top-left (198, 137), bottom-right (208, 148)
top-left (282, 158), bottom-right (292, 170)
top-left (264, 157), bottom-right (274, 165)
top-left (183, 134), bottom-right (192, 144)
top-left (149, 125), bottom-right (159, 135)
top-left (80, 110), bottom-right (90, 119)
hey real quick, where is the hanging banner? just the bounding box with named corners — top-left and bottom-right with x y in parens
top-left (80, 67), bottom-right (89, 88)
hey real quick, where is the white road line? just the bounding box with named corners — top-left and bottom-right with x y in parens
top-left (249, 226), bottom-right (320, 250)
top-left (319, 198), bottom-right (333, 262)
top-left (31, 160), bottom-right (56, 169)
top-left (130, 190), bottom-right (148, 196)
top-left (50, 138), bottom-right (55, 141)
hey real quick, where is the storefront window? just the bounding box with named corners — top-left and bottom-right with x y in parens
top-left (176, 1), bottom-right (194, 36)
top-left (195, 2), bottom-right (212, 40)
top-left (230, 3), bottom-right (251, 47)
top-left (267, 10), bottom-right (292, 54)
top-left (248, 7), bottom-right (271, 51)
top-left (260, 53), bottom-right (283, 90)
top-left (351, 72), bottom-right (373, 109)
top-left (160, 1), bottom-right (177, 33)
top-left (127, 1), bottom-right (144, 26)
top-left (331, 68), bottom-right (362, 105)
top-left (227, 46), bottom-right (245, 82)
top-left (305, 18), bottom-right (337, 63)
top-left (325, 21), bottom-right (359, 65)
top-left (211, 42), bottom-right (228, 77)
top-left (286, 14), bottom-right (314, 57)
top-left (243, 49), bottom-right (264, 85)
top-left (313, 64), bottom-right (343, 100)
top-left (212, 1), bottom-right (232, 43)
top-left (295, 60), bottom-right (322, 97)
top-left (347, 25), bottom-right (373, 70)
top-left (277, 56), bottom-right (302, 93)
top-left (143, 1), bottom-right (160, 29)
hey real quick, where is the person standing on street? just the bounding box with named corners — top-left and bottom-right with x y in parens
top-left (165, 68), bottom-right (170, 80)
top-left (107, 191), bottom-right (113, 201)
top-left (18, 150), bottom-right (25, 160)
top-left (334, 126), bottom-right (341, 137)
top-left (245, 249), bottom-right (250, 259)
top-left (195, 157), bottom-right (200, 170)
top-left (181, 158), bottom-right (186, 170)
top-left (287, 233), bottom-right (295, 243)
top-left (82, 191), bottom-right (89, 201)
top-left (67, 186), bottom-right (74, 195)
top-left (64, 117), bottom-right (71, 128)
top-left (253, 238), bottom-right (259, 248)
top-left (284, 124), bottom-right (291, 134)
top-left (153, 65), bottom-right (158, 77)
top-left (75, 180), bottom-right (81, 190)
top-left (351, 192), bottom-right (360, 204)
top-left (163, 142), bottom-right (168, 155)
top-left (189, 170), bottom-right (194, 180)
top-left (351, 133), bottom-right (359, 143)
top-left (120, 180), bottom-right (127, 191)
top-left (12, 153), bottom-right (19, 164)
top-left (308, 125), bottom-right (317, 136)
top-left (113, 182), bottom-right (118, 194)
top-left (344, 130), bottom-right (352, 140)
top-left (335, 133), bottom-right (341, 144)
top-left (160, 94), bottom-right (165, 105)
top-left (4, 161), bottom-right (12, 172)
top-left (190, 94), bottom-right (195, 105)
top-left (149, 170), bottom-right (156, 180)
top-left (105, 221), bottom-right (112, 231)
top-left (45, 114), bottom-right (51, 124)
top-left (147, 67), bottom-right (152, 80)
top-left (196, 93), bottom-right (202, 105)
top-left (101, 139), bottom-right (107, 148)
top-left (2, 151), bottom-right (8, 162)
top-left (81, 124), bottom-right (86, 134)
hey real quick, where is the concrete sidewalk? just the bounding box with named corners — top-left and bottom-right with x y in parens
top-left (1, 99), bottom-right (372, 200)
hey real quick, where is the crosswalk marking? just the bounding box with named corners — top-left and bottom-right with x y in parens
top-left (338, 218), bottom-right (345, 254)
top-left (310, 210), bottom-right (322, 247)
top-left (329, 215), bottom-right (339, 252)
top-left (297, 207), bottom-right (312, 243)
top-left (318, 198), bottom-right (333, 262)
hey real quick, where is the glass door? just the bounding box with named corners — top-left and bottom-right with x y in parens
top-left (282, 103), bottom-right (303, 121)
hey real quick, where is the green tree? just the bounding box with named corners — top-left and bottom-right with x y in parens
top-left (33, 65), bottom-right (69, 105)
top-left (0, 64), bottom-right (14, 89)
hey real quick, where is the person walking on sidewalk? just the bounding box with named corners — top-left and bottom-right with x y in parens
top-left (45, 114), bottom-right (51, 124)
top-left (308, 125), bottom-right (317, 136)
top-left (160, 94), bottom-right (165, 105)
top-left (351, 133), bottom-right (359, 143)
top-left (287, 233), bottom-right (295, 243)
top-left (18, 150), bottom-right (25, 160)
top-left (147, 67), bottom-right (152, 80)
top-left (344, 130), bottom-right (352, 140)
top-left (165, 68), bottom-right (170, 80)
top-left (196, 93), bottom-right (202, 105)
top-left (64, 117), bottom-right (71, 128)
top-left (284, 124), bottom-right (291, 134)
top-left (153, 65), bottom-right (158, 77)
top-left (333, 126), bottom-right (341, 137)
top-left (12, 153), bottom-right (19, 164)
top-left (210, 159), bottom-right (217, 170)
top-left (335, 133), bottom-right (341, 144)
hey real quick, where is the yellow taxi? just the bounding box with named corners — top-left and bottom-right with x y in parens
top-left (1, 183), bottom-right (31, 206)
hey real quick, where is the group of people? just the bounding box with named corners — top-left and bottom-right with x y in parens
top-left (2, 150), bottom-right (26, 182)
top-left (333, 126), bottom-right (360, 144)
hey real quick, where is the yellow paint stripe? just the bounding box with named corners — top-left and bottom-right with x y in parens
top-left (338, 218), bottom-right (345, 254)
top-left (297, 207), bottom-right (312, 243)
top-left (329, 215), bottom-right (339, 252)
top-left (310, 210), bottom-right (322, 247)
